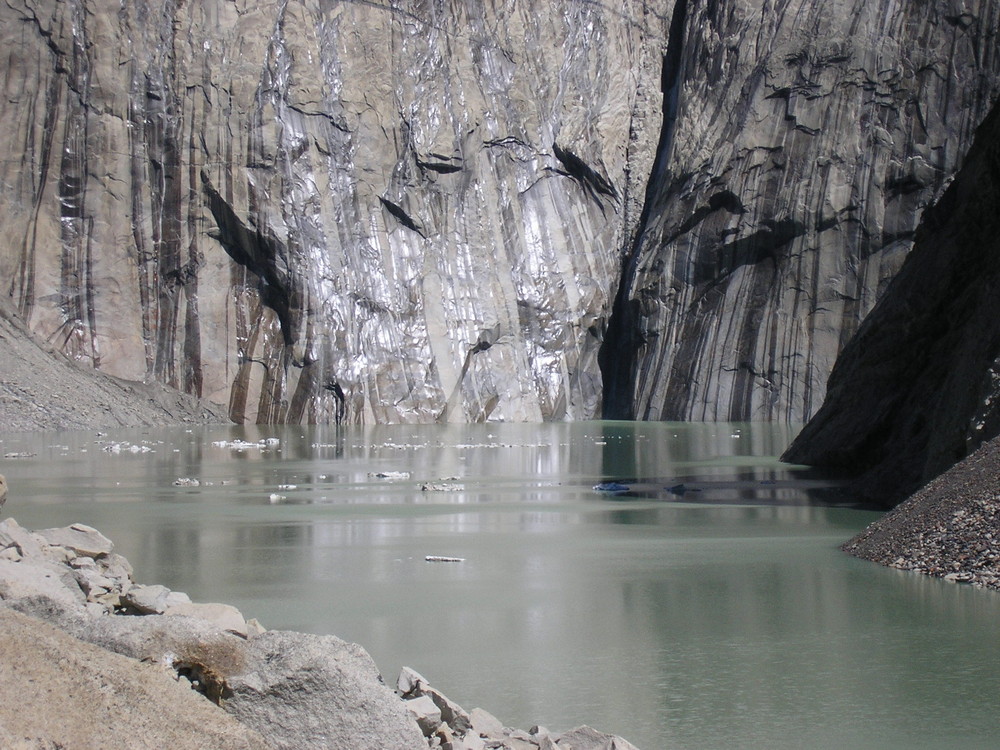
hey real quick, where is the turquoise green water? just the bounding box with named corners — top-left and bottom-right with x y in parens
top-left (3, 421), bottom-right (999, 750)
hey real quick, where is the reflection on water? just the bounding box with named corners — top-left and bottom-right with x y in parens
top-left (3, 422), bottom-right (1000, 750)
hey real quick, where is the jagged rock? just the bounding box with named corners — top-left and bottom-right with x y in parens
top-left (122, 583), bottom-right (192, 615)
top-left (225, 630), bottom-right (426, 750)
top-left (603, 0), bottom-right (1000, 422)
top-left (784, 97), bottom-right (1000, 506)
top-left (34, 523), bottom-right (114, 558)
top-left (556, 726), bottom-right (642, 750)
top-left (165, 602), bottom-right (250, 637)
top-left (406, 695), bottom-right (443, 737)
top-left (468, 707), bottom-right (505, 739)
top-left (0, 558), bottom-right (84, 611)
top-left (0, 518), bottom-right (43, 559)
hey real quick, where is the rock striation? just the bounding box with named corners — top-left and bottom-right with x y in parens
top-left (784, 96), bottom-right (1000, 506)
top-left (603, 0), bottom-right (1000, 422)
top-left (3, 0), bottom-right (997, 426)
top-left (0, 0), bottom-right (669, 424)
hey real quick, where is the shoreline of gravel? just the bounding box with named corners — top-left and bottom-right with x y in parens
top-left (842, 434), bottom-right (1000, 591)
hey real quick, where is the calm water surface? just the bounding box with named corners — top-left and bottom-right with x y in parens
top-left (3, 421), bottom-right (1000, 750)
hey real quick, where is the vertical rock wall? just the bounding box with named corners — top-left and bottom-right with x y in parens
top-left (783, 99), bottom-right (1000, 507)
top-left (0, 0), bottom-right (668, 424)
top-left (605, 0), bottom-right (1000, 422)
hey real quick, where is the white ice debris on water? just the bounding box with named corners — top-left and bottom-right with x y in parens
top-left (173, 477), bottom-right (200, 487)
top-left (269, 493), bottom-right (287, 503)
top-left (212, 438), bottom-right (281, 451)
top-left (425, 556), bottom-right (465, 563)
top-left (101, 442), bottom-right (153, 454)
top-left (369, 471), bottom-right (411, 480)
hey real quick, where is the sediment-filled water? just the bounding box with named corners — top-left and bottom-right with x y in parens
top-left (3, 421), bottom-right (999, 750)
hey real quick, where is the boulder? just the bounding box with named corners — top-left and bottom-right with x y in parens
top-left (0, 607), bottom-right (271, 750)
top-left (122, 583), bottom-right (192, 614)
top-left (555, 726), bottom-right (642, 750)
top-left (405, 695), bottom-right (442, 736)
top-left (34, 523), bottom-right (114, 557)
top-left (225, 630), bottom-right (426, 750)
top-left (165, 601), bottom-right (249, 637)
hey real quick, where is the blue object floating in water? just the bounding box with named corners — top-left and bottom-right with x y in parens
top-left (593, 481), bottom-right (630, 493)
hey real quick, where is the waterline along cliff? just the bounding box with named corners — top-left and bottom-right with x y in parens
top-left (1, 0), bottom-right (998, 426)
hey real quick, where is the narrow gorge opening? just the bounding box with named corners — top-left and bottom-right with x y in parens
top-left (599, 0), bottom-right (688, 419)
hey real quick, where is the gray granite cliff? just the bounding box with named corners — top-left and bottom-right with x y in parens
top-left (784, 97), bottom-right (1000, 507)
top-left (604, 0), bottom-right (1000, 422)
top-left (1, 1), bottom-right (998, 425)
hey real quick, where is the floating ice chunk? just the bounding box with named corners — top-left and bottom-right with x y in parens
top-left (268, 493), bottom-right (287, 503)
top-left (173, 477), bottom-right (200, 487)
top-left (425, 555), bottom-right (465, 563)
top-left (370, 471), bottom-right (411, 480)
top-left (277, 484), bottom-right (297, 490)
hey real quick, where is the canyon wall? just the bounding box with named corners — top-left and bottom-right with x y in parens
top-left (1, 0), bottom-right (998, 425)
top-left (1, 0), bottom-right (668, 424)
top-left (604, 0), bottom-right (1000, 422)
top-left (784, 99), bottom-right (1000, 507)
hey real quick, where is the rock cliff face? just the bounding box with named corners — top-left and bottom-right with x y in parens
top-left (0, 0), bottom-right (668, 424)
top-left (603, 0), bottom-right (1000, 422)
top-left (1, 0), bottom-right (998, 425)
top-left (783, 98), bottom-right (1000, 507)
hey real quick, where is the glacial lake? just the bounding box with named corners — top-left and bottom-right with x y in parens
top-left (4, 421), bottom-right (1000, 750)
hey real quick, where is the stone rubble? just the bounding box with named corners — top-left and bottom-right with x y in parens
top-left (0, 517), bottom-right (643, 750)
top-left (843, 434), bottom-right (1000, 591)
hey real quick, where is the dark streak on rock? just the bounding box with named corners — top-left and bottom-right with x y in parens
top-left (201, 170), bottom-right (296, 347)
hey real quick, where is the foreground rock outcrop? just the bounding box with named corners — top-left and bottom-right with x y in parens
top-left (0, 608), bottom-right (271, 750)
top-left (843, 433), bottom-right (1000, 590)
top-left (0, 517), bottom-right (641, 750)
top-left (784, 94), bottom-right (1000, 506)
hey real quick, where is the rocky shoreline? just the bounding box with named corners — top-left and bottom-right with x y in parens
top-left (843, 433), bottom-right (1000, 591)
top-left (0, 516), bottom-right (639, 750)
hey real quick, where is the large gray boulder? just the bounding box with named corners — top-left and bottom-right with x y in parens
top-left (0, 607), bottom-right (271, 750)
top-left (226, 630), bottom-right (426, 750)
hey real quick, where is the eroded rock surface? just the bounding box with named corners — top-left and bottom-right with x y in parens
top-left (784, 97), bottom-right (1000, 506)
top-left (604, 0), bottom-right (1000, 422)
top-left (0, 0), bottom-right (668, 424)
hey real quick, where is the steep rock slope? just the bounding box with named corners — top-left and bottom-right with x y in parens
top-left (0, 0), bottom-right (668, 424)
top-left (0, 295), bottom-right (226, 431)
top-left (604, 0), bottom-right (1000, 422)
top-left (783, 98), bottom-right (1000, 507)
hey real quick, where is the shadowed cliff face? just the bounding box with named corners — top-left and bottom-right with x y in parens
top-left (603, 0), bottom-right (1000, 422)
top-left (0, 0), bottom-right (669, 424)
top-left (783, 99), bottom-right (1000, 507)
top-left (1, 0), bottom-right (998, 426)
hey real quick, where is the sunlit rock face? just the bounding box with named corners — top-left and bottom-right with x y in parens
top-left (0, 0), bottom-right (667, 423)
top-left (603, 0), bottom-right (1000, 422)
